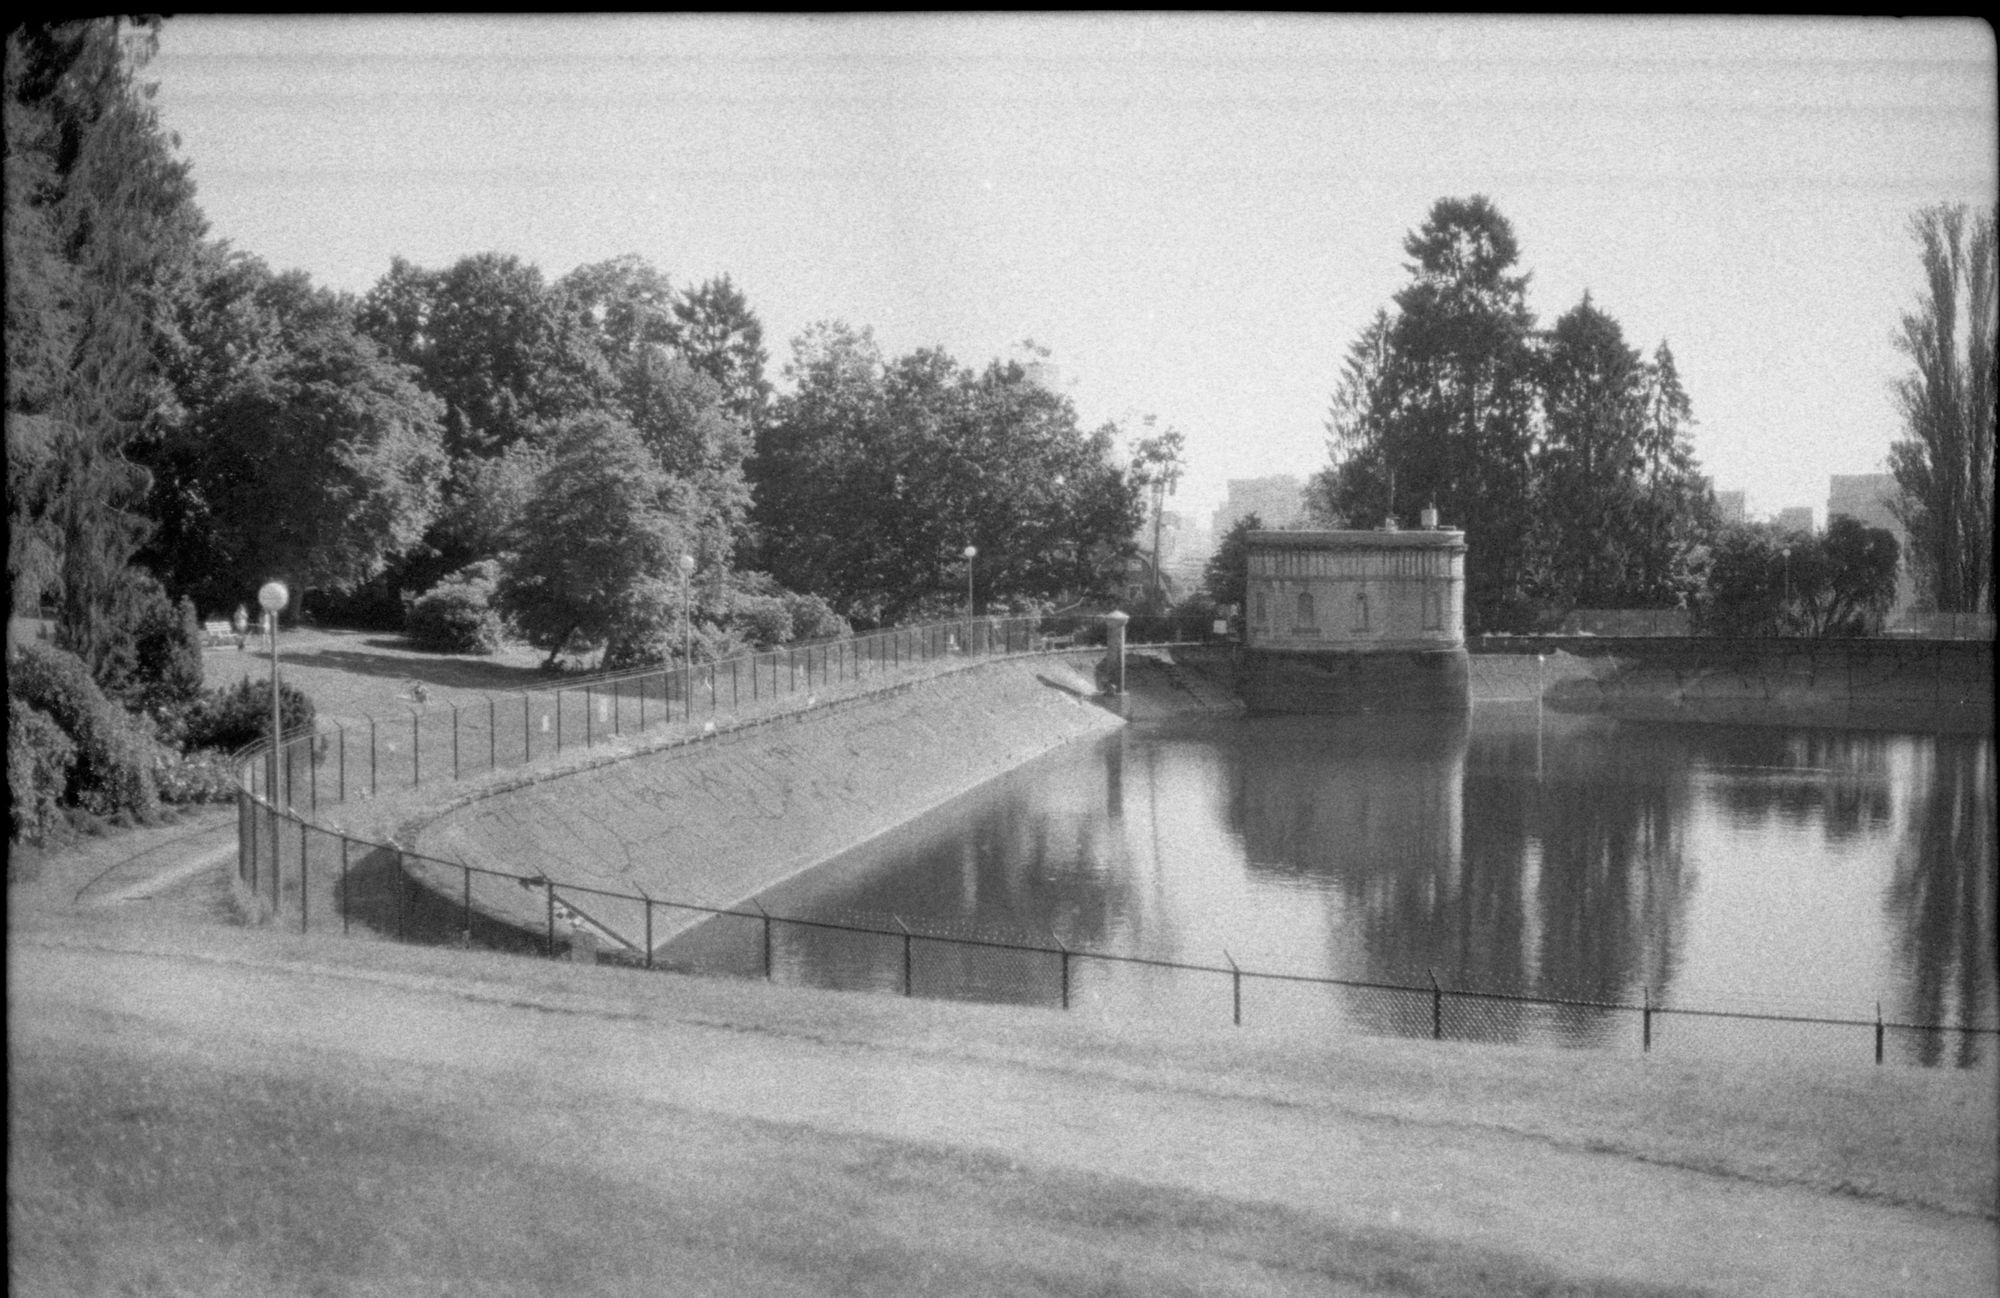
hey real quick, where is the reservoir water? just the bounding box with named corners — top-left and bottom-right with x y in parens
top-left (667, 703), bottom-right (1996, 1067)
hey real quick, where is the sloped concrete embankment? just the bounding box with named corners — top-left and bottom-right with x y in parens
top-left (409, 656), bottom-right (1122, 954)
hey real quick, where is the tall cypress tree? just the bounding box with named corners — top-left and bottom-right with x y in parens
top-left (4, 19), bottom-right (203, 673)
top-left (1889, 204), bottom-right (1996, 615)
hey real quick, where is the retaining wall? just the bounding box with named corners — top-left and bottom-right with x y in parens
top-left (1494, 637), bottom-right (1994, 732)
top-left (1235, 647), bottom-right (1471, 714)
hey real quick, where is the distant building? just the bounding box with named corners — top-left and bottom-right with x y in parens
top-left (1240, 522), bottom-right (1469, 713)
top-left (1213, 476), bottom-right (1306, 537)
top-left (1827, 473), bottom-right (1917, 625)
top-left (1827, 474), bottom-right (1903, 534)
top-left (1715, 491), bottom-right (1747, 526)
top-left (1773, 506), bottom-right (1815, 536)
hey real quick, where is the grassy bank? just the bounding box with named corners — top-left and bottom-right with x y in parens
top-left (13, 916), bottom-right (1994, 1297)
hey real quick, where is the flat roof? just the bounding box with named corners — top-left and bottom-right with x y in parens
top-left (1247, 529), bottom-right (1464, 549)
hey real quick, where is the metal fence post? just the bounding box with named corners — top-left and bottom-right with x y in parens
top-left (524, 694), bottom-right (532, 763)
top-left (489, 697), bottom-right (497, 773)
top-left (462, 863), bottom-right (472, 943)
top-left (309, 735), bottom-right (317, 812)
top-left (555, 691), bottom-right (563, 754)
top-left (1875, 1002), bottom-right (1884, 1065)
top-left (395, 848), bottom-right (406, 941)
top-left (896, 915), bottom-right (913, 996)
top-left (412, 711), bottom-right (421, 789)
top-left (758, 902), bottom-right (773, 980)
top-left (585, 686), bottom-right (593, 748)
top-left (1226, 950), bottom-right (1242, 1027)
top-left (340, 836), bottom-right (350, 936)
top-left (733, 657), bottom-right (739, 708)
top-left (545, 880), bottom-right (557, 958)
top-left (370, 718), bottom-right (378, 799)
top-left (1430, 968), bottom-right (1443, 1040)
top-left (453, 705), bottom-right (461, 780)
top-left (638, 673), bottom-right (648, 731)
top-left (337, 725), bottom-right (346, 802)
top-left (269, 804), bottom-right (280, 911)
top-left (642, 892), bottom-right (653, 970)
top-left (1642, 987), bottom-right (1653, 1053)
top-left (300, 822), bottom-right (309, 933)
top-left (1055, 935), bottom-right (1071, 1010)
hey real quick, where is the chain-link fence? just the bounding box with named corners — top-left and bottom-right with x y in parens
top-left (232, 615), bottom-right (1997, 1072)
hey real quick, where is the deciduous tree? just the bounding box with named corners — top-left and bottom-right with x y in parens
top-left (496, 413), bottom-right (695, 668)
top-left (752, 325), bottom-right (1140, 624)
top-left (144, 254), bottom-right (447, 618)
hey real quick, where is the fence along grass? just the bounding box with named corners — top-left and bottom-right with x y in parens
top-left (233, 616), bottom-right (1998, 1070)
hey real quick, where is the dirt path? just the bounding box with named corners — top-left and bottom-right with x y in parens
top-left (12, 922), bottom-right (1993, 1297)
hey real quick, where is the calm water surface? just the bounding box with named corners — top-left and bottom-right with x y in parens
top-left (669, 704), bottom-right (1996, 1066)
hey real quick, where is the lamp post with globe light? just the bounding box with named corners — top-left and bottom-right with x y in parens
top-left (963, 544), bottom-right (977, 652)
top-left (258, 581), bottom-right (288, 804)
top-left (679, 553), bottom-right (696, 706)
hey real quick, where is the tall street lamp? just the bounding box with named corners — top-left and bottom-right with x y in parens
top-left (963, 544), bottom-right (977, 618)
top-left (258, 580), bottom-right (288, 806)
top-left (678, 553), bottom-right (696, 670)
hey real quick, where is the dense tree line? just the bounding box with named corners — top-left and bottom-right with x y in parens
top-left (754, 323), bottom-right (1143, 625)
top-left (1310, 197), bottom-right (1716, 633)
top-left (5, 18), bottom-right (1147, 844)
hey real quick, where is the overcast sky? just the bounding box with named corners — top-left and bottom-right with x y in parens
top-left (145, 14), bottom-right (1996, 530)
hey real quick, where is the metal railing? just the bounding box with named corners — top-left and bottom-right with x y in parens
top-left (232, 615), bottom-right (1996, 1071)
top-left (229, 802), bottom-right (1999, 1070)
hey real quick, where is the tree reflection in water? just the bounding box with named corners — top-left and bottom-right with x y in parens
top-left (669, 707), bottom-right (1994, 1065)
top-left (1885, 735), bottom-right (1997, 1067)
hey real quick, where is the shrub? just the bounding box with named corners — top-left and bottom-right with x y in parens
top-left (8, 697), bottom-right (75, 844)
top-left (128, 592), bottom-right (206, 712)
top-left (184, 676), bottom-right (317, 754)
top-left (153, 747), bottom-right (240, 804)
top-left (784, 592), bottom-right (850, 643)
top-left (731, 593), bottom-right (794, 650)
top-left (7, 641), bottom-right (160, 821)
top-left (601, 621), bottom-right (748, 671)
top-left (405, 562), bottom-right (506, 655)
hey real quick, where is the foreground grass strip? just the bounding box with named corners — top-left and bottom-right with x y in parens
top-left (11, 1033), bottom-right (1703, 1298)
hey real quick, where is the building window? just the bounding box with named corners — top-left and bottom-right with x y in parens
top-left (1253, 590), bottom-right (1268, 627)
top-left (1352, 589), bottom-right (1371, 632)
top-left (1294, 591), bottom-right (1316, 633)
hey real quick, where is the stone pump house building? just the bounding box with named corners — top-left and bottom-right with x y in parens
top-left (1240, 519), bottom-right (1470, 713)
